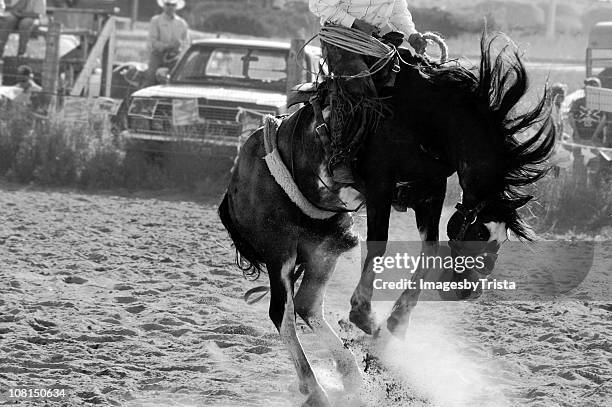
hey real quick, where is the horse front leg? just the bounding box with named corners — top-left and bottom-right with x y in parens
top-left (349, 178), bottom-right (395, 335)
top-left (387, 180), bottom-right (446, 338)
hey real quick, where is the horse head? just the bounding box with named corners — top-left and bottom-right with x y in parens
top-left (394, 33), bottom-right (555, 293)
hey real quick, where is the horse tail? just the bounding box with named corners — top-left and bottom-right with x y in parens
top-left (218, 192), bottom-right (265, 280)
top-left (242, 264), bottom-right (305, 305)
top-left (244, 286), bottom-right (269, 304)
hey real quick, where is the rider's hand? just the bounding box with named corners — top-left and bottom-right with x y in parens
top-left (351, 19), bottom-right (380, 36)
top-left (408, 32), bottom-right (428, 54)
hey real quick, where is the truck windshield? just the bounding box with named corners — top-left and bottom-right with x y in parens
top-left (173, 46), bottom-right (288, 92)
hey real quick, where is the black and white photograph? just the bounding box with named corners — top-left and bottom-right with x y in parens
top-left (0, 0), bottom-right (610, 406)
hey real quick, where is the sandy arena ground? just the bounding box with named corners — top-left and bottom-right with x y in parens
top-left (0, 182), bottom-right (610, 407)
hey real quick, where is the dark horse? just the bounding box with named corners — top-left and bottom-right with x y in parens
top-left (219, 34), bottom-right (554, 406)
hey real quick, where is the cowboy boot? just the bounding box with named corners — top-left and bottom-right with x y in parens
top-left (329, 83), bottom-right (355, 184)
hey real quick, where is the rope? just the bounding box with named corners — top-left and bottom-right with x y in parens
top-left (298, 25), bottom-right (449, 81)
top-left (318, 25), bottom-right (394, 60)
top-left (299, 25), bottom-right (399, 80)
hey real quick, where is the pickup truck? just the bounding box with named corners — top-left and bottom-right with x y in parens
top-left (122, 38), bottom-right (321, 157)
top-left (586, 21), bottom-right (612, 86)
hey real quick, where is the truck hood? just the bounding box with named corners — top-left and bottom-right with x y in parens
top-left (131, 84), bottom-right (287, 109)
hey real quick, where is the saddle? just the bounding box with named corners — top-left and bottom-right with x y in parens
top-left (287, 82), bottom-right (334, 165)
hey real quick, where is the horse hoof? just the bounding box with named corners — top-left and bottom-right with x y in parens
top-left (386, 315), bottom-right (409, 339)
top-left (301, 389), bottom-right (331, 407)
top-left (349, 308), bottom-right (377, 335)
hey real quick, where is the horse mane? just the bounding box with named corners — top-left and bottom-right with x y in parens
top-left (478, 34), bottom-right (555, 239)
top-left (408, 33), bottom-right (555, 239)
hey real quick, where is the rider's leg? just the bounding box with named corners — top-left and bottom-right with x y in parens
top-left (323, 42), bottom-right (377, 184)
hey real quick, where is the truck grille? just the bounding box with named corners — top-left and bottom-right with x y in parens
top-left (128, 97), bottom-right (275, 140)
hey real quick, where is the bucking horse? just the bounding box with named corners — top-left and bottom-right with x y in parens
top-left (218, 31), bottom-right (555, 407)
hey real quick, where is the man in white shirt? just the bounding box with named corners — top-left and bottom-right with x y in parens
top-left (12, 64), bottom-right (41, 106)
top-left (309, 0), bottom-right (427, 183)
top-left (309, 0), bottom-right (425, 48)
top-left (144, 0), bottom-right (189, 86)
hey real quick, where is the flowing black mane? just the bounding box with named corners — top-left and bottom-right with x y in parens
top-left (400, 34), bottom-right (555, 238)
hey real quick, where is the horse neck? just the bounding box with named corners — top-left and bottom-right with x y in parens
top-left (276, 107), bottom-right (330, 200)
top-left (277, 106), bottom-right (363, 212)
top-left (395, 70), bottom-right (504, 205)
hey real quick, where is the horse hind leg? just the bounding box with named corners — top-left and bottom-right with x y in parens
top-left (294, 248), bottom-right (362, 394)
top-left (269, 255), bottom-right (331, 407)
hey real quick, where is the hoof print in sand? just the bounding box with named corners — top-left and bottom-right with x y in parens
top-left (213, 324), bottom-right (261, 337)
top-left (125, 305), bottom-right (146, 314)
top-left (64, 276), bottom-right (88, 284)
top-left (245, 345), bottom-right (272, 354)
top-left (114, 296), bottom-right (137, 304)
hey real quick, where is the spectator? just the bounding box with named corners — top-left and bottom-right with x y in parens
top-left (568, 77), bottom-right (607, 146)
top-left (548, 82), bottom-right (567, 138)
top-left (15, 63), bottom-right (39, 90)
top-left (145, 0), bottom-right (189, 87)
top-left (12, 64), bottom-right (41, 106)
top-left (0, 0), bottom-right (46, 59)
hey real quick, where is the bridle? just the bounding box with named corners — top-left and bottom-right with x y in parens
top-left (451, 200), bottom-right (490, 241)
top-left (449, 199), bottom-right (503, 274)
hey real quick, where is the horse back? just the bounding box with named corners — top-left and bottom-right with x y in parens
top-left (227, 108), bottom-right (357, 256)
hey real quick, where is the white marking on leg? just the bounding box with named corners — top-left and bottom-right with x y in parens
top-left (308, 307), bottom-right (362, 392)
top-left (279, 262), bottom-right (327, 402)
top-left (484, 221), bottom-right (508, 244)
top-left (391, 238), bottom-right (433, 331)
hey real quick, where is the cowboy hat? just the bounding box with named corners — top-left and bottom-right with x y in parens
top-left (157, 0), bottom-right (185, 10)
